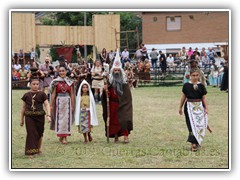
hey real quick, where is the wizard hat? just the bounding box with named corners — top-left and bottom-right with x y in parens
top-left (111, 49), bottom-right (122, 71)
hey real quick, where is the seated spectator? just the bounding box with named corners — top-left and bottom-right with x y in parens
top-left (24, 60), bottom-right (31, 72)
top-left (207, 47), bottom-right (215, 61)
top-left (187, 47), bottom-right (193, 60)
top-left (201, 53), bottom-right (210, 69)
top-left (166, 54), bottom-right (177, 71)
top-left (13, 60), bottom-right (22, 71)
top-left (108, 50), bottom-right (114, 64)
top-left (193, 47), bottom-right (200, 56)
top-left (12, 68), bottom-right (20, 81)
top-left (19, 66), bottom-right (28, 80)
top-left (200, 47), bottom-right (206, 60)
top-left (179, 47), bottom-right (188, 65)
top-left (174, 54), bottom-right (181, 66)
top-left (121, 48), bottom-right (130, 67)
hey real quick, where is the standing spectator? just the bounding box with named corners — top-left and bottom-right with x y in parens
top-left (134, 46), bottom-right (142, 61)
top-left (100, 48), bottom-right (108, 64)
top-left (159, 51), bottom-right (167, 74)
top-left (187, 47), bottom-right (193, 60)
top-left (220, 59), bottom-right (228, 92)
top-left (17, 48), bottom-right (25, 64)
top-left (141, 44), bottom-right (148, 62)
top-left (39, 57), bottom-right (53, 92)
top-left (30, 47), bottom-right (37, 62)
top-left (12, 51), bottom-right (15, 63)
top-left (215, 45), bottom-right (222, 57)
top-left (218, 62), bottom-right (224, 87)
top-left (14, 60), bottom-right (22, 71)
top-left (149, 48), bottom-right (158, 69)
top-left (209, 64), bottom-right (219, 87)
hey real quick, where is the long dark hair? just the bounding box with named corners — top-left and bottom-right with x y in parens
top-left (81, 83), bottom-right (89, 96)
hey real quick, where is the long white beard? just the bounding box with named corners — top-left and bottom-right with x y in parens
top-left (112, 72), bottom-right (124, 96)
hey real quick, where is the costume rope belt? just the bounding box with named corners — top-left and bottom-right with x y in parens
top-left (187, 99), bottom-right (202, 102)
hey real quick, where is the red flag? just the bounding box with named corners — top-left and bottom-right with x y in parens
top-left (56, 47), bottom-right (74, 63)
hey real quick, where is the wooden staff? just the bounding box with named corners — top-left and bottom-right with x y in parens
top-left (207, 125), bottom-right (212, 133)
top-left (104, 78), bottom-right (110, 143)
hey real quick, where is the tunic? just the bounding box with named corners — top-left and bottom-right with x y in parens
top-left (182, 82), bottom-right (207, 144)
top-left (91, 66), bottom-right (104, 89)
top-left (21, 91), bottom-right (48, 155)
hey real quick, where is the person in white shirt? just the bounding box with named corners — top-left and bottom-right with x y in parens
top-left (30, 47), bottom-right (37, 61)
top-left (121, 48), bottom-right (130, 67)
top-left (166, 54), bottom-right (176, 71)
top-left (14, 60), bottom-right (22, 71)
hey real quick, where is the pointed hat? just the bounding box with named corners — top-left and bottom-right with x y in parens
top-left (111, 48), bottom-right (122, 70)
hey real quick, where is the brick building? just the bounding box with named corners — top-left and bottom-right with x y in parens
top-left (142, 11), bottom-right (229, 55)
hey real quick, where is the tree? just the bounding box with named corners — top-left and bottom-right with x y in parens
top-left (41, 12), bottom-right (142, 58)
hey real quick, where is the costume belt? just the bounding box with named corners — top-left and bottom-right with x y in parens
top-left (57, 93), bottom-right (70, 97)
top-left (187, 99), bottom-right (202, 102)
top-left (24, 110), bottom-right (45, 116)
top-left (81, 108), bottom-right (90, 111)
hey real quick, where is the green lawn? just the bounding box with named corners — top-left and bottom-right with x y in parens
top-left (11, 85), bottom-right (229, 169)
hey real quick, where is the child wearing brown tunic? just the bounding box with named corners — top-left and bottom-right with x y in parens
top-left (20, 78), bottom-right (51, 158)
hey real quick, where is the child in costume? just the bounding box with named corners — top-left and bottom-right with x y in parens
top-left (179, 68), bottom-right (210, 152)
top-left (20, 77), bottom-right (51, 159)
top-left (75, 80), bottom-right (98, 144)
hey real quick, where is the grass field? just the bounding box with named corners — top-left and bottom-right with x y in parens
top-left (11, 85), bottom-right (229, 169)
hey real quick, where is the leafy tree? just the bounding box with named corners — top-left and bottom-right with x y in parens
top-left (41, 12), bottom-right (142, 58)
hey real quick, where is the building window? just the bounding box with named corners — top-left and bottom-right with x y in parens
top-left (166, 16), bottom-right (181, 31)
top-left (153, 16), bottom-right (158, 22)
